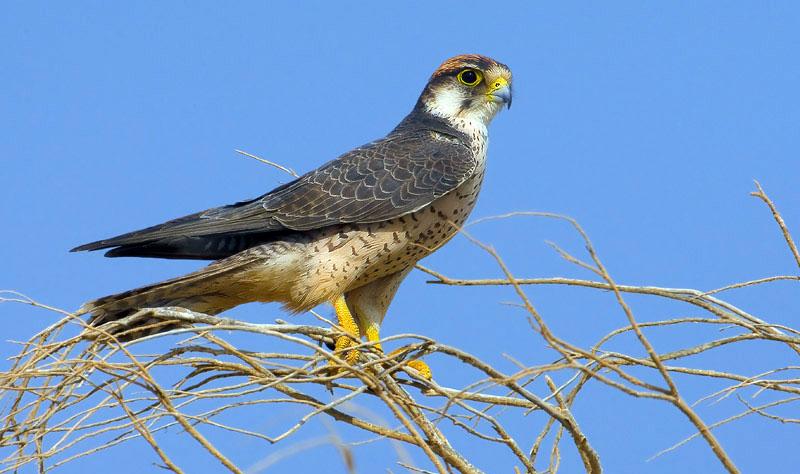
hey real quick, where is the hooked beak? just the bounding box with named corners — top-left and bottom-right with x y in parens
top-left (487, 76), bottom-right (512, 109)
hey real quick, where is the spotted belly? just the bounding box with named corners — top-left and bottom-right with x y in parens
top-left (260, 170), bottom-right (486, 310)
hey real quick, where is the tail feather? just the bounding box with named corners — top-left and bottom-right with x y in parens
top-left (82, 257), bottom-right (258, 341)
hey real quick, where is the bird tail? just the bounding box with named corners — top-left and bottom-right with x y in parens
top-left (80, 258), bottom-right (259, 341)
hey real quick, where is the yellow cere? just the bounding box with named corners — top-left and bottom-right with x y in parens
top-left (487, 76), bottom-right (509, 93)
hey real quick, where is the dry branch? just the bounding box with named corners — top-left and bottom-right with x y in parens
top-left (1, 178), bottom-right (798, 473)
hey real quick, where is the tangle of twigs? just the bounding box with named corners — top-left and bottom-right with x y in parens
top-left (1, 174), bottom-right (798, 473)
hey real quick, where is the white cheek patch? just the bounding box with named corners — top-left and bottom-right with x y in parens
top-left (425, 85), bottom-right (501, 138)
top-left (425, 87), bottom-right (466, 119)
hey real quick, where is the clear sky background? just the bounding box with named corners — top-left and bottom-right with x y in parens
top-left (2, 2), bottom-right (799, 473)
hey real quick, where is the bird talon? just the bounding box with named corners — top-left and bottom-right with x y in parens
top-left (326, 348), bottom-right (360, 376)
top-left (334, 336), bottom-right (361, 365)
top-left (404, 359), bottom-right (433, 380)
top-left (386, 346), bottom-right (432, 379)
top-left (331, 295), bottom-right (433, 380)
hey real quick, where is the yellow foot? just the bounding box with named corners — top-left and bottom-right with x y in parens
top-left (329, 295), bottom-right (361, 369)
top-left (404, 359), bottom-right (433, 380)
top-left (328, 295), bottom-right (432, 380)
top-left (333, 335), bottom-right (361, 365)
top-left (384, 345), bottom-right (433, 380)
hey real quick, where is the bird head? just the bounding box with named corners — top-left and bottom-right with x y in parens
top-left (418, 54), bottom-right (513, 130)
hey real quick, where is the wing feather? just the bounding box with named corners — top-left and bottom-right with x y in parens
top-left (72, 129), bottom-right (476, 259)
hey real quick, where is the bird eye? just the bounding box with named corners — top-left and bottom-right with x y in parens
top-left (457, 69), bottom-right (482, 86)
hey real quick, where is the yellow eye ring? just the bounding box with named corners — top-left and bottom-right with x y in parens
top-left (457, 68), bottom-right (483, 87)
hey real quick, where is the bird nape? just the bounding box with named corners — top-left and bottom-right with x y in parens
top-left (72, 54), bottom-right (513, 378)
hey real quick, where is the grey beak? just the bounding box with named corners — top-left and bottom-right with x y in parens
top-left (491, 85), bottom-right (513, 109)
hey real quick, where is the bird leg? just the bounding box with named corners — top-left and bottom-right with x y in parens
top-left (331, 295), bottom-right (431, 379)
top-left (332, 295), bottom-right (361, 365)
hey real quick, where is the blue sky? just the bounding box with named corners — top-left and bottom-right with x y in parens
top-left (2, 2), bottom-right (799, 473)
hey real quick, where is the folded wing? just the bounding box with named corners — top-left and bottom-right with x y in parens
top-left (72, 131), bottom-right (476, 260)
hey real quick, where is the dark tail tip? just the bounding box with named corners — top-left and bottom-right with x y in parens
top-left (71, 241), bottom-right (110, 253)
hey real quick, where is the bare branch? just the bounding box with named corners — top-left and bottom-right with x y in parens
top-left (3, 183), bottom-right (799, 473)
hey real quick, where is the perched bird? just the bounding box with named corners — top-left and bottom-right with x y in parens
top-left (73, 54), bottom-right (512, 376)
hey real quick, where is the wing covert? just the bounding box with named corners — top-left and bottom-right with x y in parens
top-left (254, 132), bottom-right (476, 230)
top-left (72, 130), bottom-right (477, 258)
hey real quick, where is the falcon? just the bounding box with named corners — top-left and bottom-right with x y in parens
top-left (73, 54), bottom-right (513, 377)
